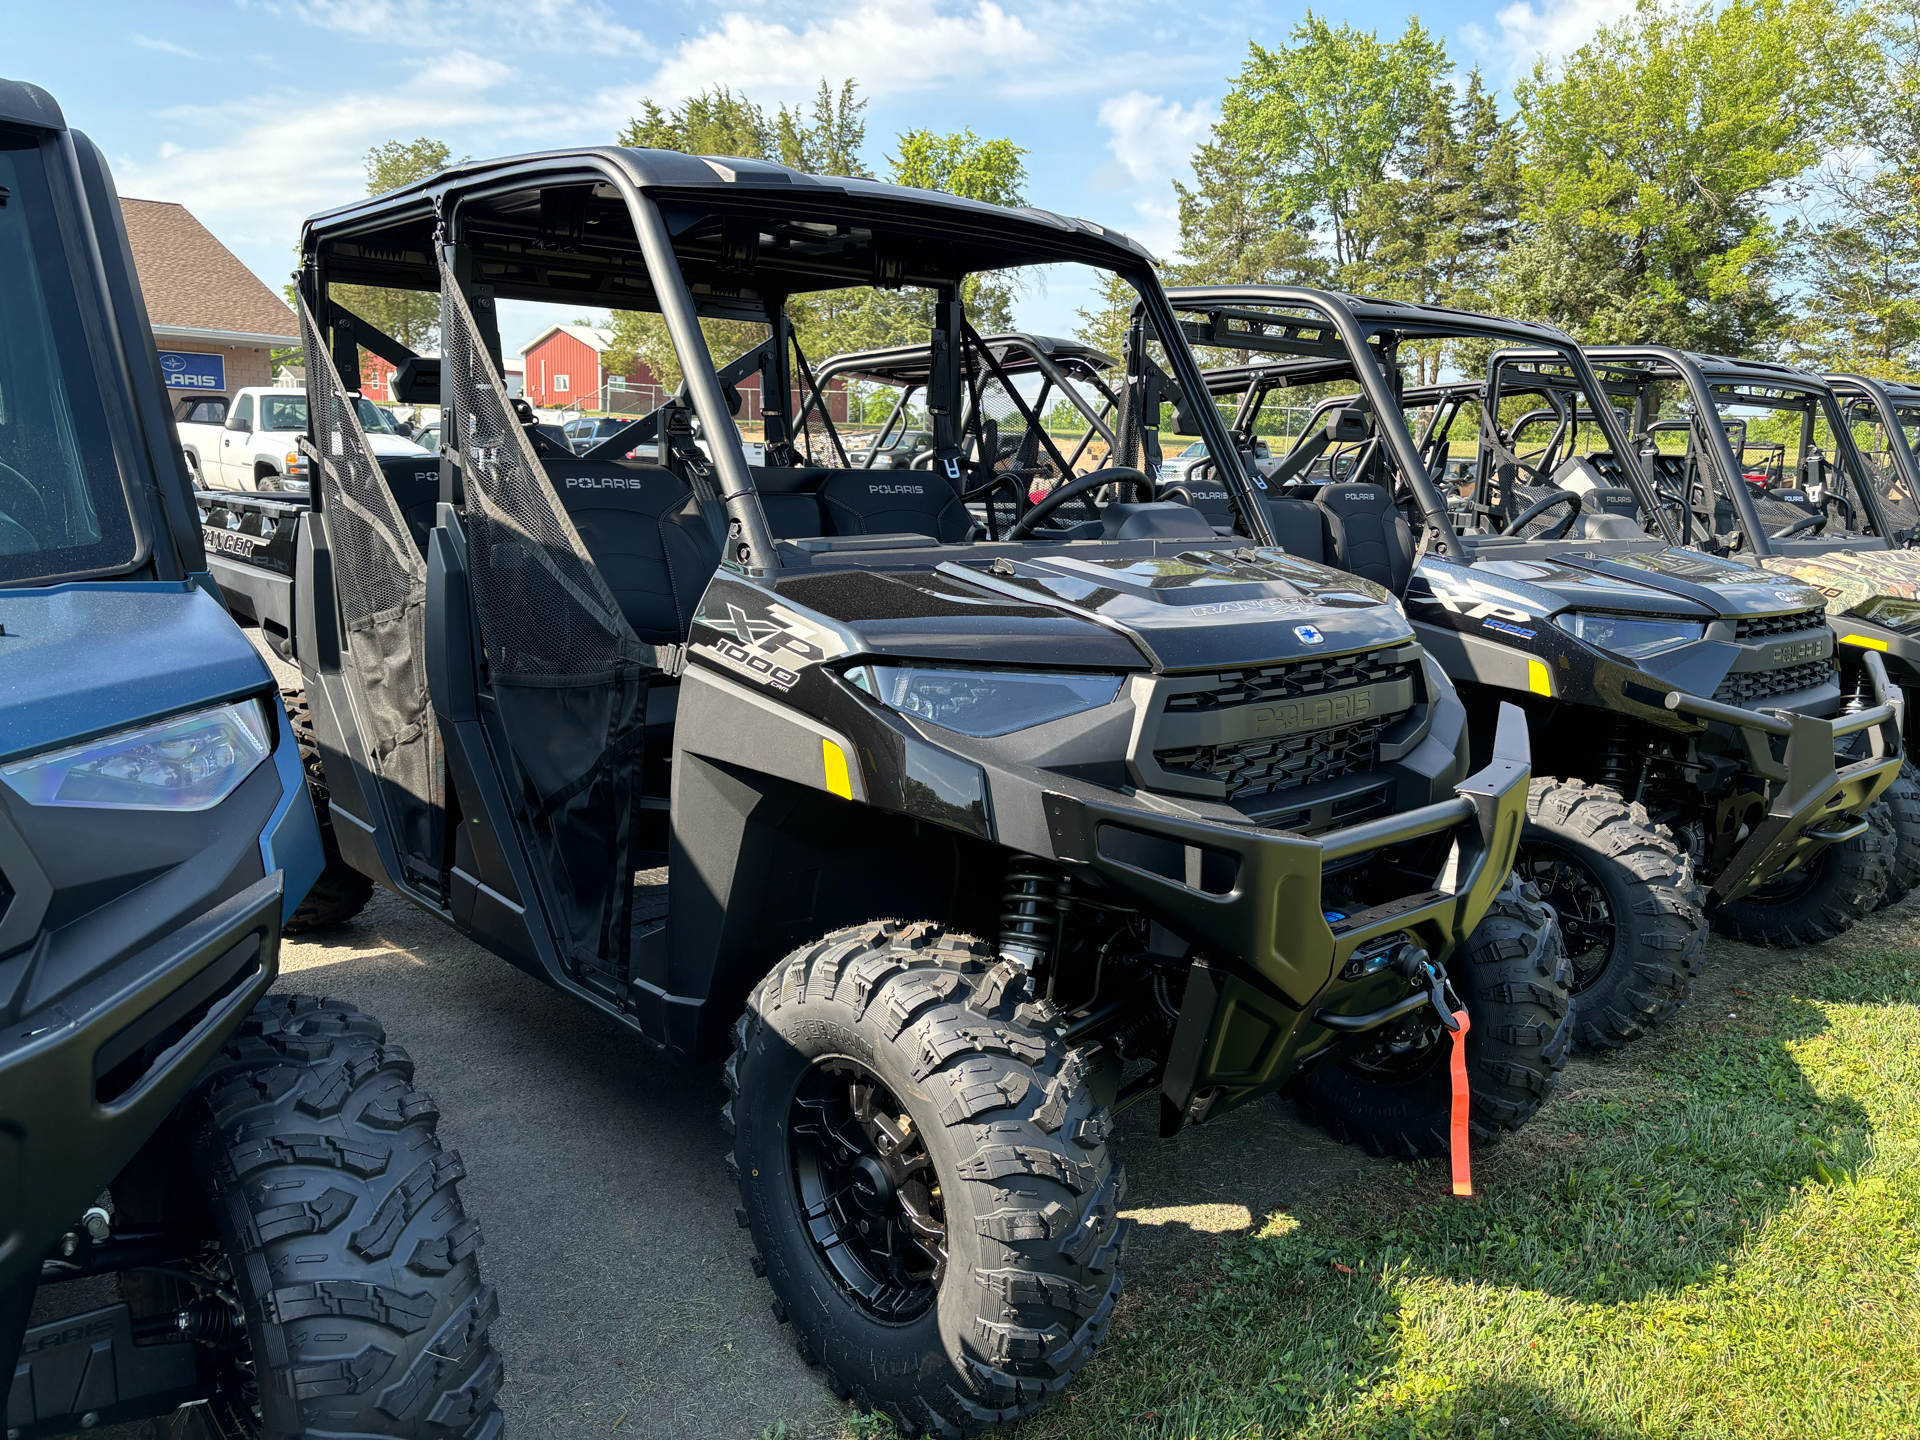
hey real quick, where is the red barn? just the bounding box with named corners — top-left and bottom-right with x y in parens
top-left (520, 322), bottom-right (851, 423)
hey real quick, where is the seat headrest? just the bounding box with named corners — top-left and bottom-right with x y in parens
top-left (1326, 409), bottom-right (1370, 443)
top-left (1318, 483), bottom-right (1392, 511)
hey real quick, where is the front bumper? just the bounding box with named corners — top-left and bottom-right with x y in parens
top-left (0, 873), bottom-right (282, 1293)
top-left (1040, 705), bottom-right (1532, 1130)
top-left (1667, 651), bottom-right (1904, 902)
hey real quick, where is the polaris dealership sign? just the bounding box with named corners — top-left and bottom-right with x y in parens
top-left (158, 350), bottom-right (225, 390)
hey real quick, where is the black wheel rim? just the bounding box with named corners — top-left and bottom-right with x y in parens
top-left (1336, 1016), bottom-right (1450, 1084)
top-left (789, 1058), bottom-right (947, 1324)
top-left (1745, 845), bottom-right (1830, 905)
top-left (1518, 841), bottom-right (1615, 993)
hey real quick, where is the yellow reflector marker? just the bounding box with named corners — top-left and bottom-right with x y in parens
top-left (1527, 657), bottom-right (1553, 697)
top-left (821, 738), bottom-right (853, 799)
top-left (1839, 633), bottom-right (1889, 651)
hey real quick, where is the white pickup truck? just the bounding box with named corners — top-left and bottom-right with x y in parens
top-left (176, 386), bottom-right (431, 490)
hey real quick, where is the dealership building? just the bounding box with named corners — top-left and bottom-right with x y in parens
top-left (119, 197), bottom-right (298, 407)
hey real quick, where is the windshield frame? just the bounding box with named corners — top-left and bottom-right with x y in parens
top-left (0, 122), bottom-right (150, 586)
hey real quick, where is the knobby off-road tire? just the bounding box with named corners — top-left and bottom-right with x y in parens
top-left (1873, 761), bottom-right (1918, 910)
top-left (1518, 778), bottom-right (1706, 1050)
top-left (1295, 876), bottom-right (1574, 1159)
top-left (187, 994), bottom-right (504, 1437)
top-left (725, 920), bottom-right (1127, 1437)
top-left (1713, 797), bottom-right (1896, 944)
top-left (281, 685), bottom-right (376, 933)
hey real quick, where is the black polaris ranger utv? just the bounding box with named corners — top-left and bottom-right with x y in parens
top-left (1545, 346), bottom-right (1916, 912)
top-left (1151, 287), bottom-right (1902, 1047)
top-left (0, 79), bottom-right (500, 1438)
top-left (213, 147), bottom-right (1574, 1433)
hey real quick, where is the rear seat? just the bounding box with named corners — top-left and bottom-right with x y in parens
top-left (750, 466), bottom-right (973, 543)
top-left (1261, 482), bottom-right (1414, 592)
top-left (376, 454), bottom-right (443, 555)
top-left (545, 458), bottom-right (721, 645)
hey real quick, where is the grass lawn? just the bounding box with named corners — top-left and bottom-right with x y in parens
top-left (839, 898), bottom-right (1921, 1440)
top-left (977, 899), bottom-right (1918, 1440)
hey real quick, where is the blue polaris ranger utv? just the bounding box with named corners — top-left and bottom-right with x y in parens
top-left (0, 79), bottom-right (501, 1437)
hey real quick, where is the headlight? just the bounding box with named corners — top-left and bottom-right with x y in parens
top-left (1554, 611), bottom-right (1706, 658)
top-left (0, 700), bottom-right (272, 811)
top-left (856, 665), bottom-right (1123, 737)
top-left (1846, 595), bottom-right (1919, 636)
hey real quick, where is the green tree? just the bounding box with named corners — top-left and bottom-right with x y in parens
top-left (1499, 0), bottom-right (1873, 354)
top-left (1169, 121), bottom-right (1323, 290)
top-left (886, 128), bottom-right (1030, 333)
top-left (1779, 0), bottom-right (1918, 377)
top-left (774, 80), bottom-right (870, 176)
top-left (617, 87), bottom-right (774, 158)
top-left (305, 138), bottom-right (464, 364)
top-left (1354, 69), bottom-right (1522, 379)
top-left (1226, 14), bottom-right (1450, 275)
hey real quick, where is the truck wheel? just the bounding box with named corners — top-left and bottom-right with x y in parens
top-left (282, 685), bottom-right (375, 932)
top-left (1516, 777), bottom-right (1705, 1050)
top-left (1294, 876), bottom-right (1573, 1158)
top-left (1874, 762), bottom-right (1918, 910)
top-left (1712, 798), bottom-right (1895, 944)
top-left (186, 994), bottom-right (504, 1437)
top-left (725, 920), bottom-right (1126, 1437)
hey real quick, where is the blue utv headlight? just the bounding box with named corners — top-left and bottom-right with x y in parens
top-left (1, 699), bottom-right (272, 811)
top-left (857, 665), bottom-right (1123, 738)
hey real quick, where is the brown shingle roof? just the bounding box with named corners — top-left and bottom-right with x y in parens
top-left (119, 197), bottom-right (297, 340)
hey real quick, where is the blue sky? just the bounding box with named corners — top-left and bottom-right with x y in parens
top-left (12, 0), bottom-right (1629, 352)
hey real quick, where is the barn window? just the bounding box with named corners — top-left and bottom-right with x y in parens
top-left (554, 374), bottom-right (570, 392)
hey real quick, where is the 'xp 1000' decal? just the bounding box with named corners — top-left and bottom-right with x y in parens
top-left (694, 588), bottom-right (853, 693)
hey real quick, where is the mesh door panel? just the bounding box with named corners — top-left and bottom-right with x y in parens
top-left (299, 298), bottom-right (443, 881)
top-left (440, 262), bottom-right (647, 986)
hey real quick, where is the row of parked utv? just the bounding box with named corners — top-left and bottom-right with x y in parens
top-left (4, 75), bottom-right (1913, 1438)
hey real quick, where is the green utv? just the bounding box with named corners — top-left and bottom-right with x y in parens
top-left (1145, 288), bottom-right (1901, 1050)
top-left (203, 148), bottom-right (1573, 1433)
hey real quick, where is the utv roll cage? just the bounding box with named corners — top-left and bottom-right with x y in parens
top-left (1142, 287), bottom-right (1682, 558)
top-left (1497, 346), bottom-right (1899, 559)
top-left (1828, 372), bottom-right (1920, 521)
top-left (301, 148), bottom-right (1278, 565)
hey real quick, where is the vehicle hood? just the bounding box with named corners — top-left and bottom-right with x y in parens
top-left (1422, 547), bottom-right (1829, 621)
top-left (1758, 550), bottom-right (1918, 611)
top-left (368, 434), bottom-right (432, 457)
top-left (0, 582), bottom-right (272, 761)
top-left (759, 549), bottom-right (1412, 672)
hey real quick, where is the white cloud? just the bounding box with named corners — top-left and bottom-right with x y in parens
top-left (1091, 90), bottom-right (1214, 260)
top-left (132, 35), bottom-right (201, 58)
top-left (261, 0), bottom-right (654, 55)
top-left (1462, 0), bottom-right (1636, 80)
top-left (114, 50), bottom-right (521, 269)
top-left (637, 2), bottom-right (1045, 106)
top-left (1097, 90), bottom-right (1214, 188)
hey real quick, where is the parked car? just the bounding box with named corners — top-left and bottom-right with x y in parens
top-left (178, 386), bottom-right (429, 490)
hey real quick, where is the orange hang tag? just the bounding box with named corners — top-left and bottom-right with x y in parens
top-left (1448, 1009), bottom-right (1473, 1197)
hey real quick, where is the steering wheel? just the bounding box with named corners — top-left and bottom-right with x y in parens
top-left (1771, 510), bottom-right (1826, 539)
top-left (1006, 466), bottom-right (1153, 541)
top-left (1499, 488), bottom-right (1581, 539)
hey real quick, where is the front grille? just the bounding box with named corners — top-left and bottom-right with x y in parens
top-left (1713, 658), bottom-right (1834, 705)
top-left (1164, 646), bottom-right (1414, 713)
top-left (1734, 608), bottom-right (1826, 640)
top-left (1157, 718), bottom-right (1388, 801)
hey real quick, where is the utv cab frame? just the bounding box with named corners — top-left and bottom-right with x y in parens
top-left (274, 148), bottom-right (1571, 1433)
